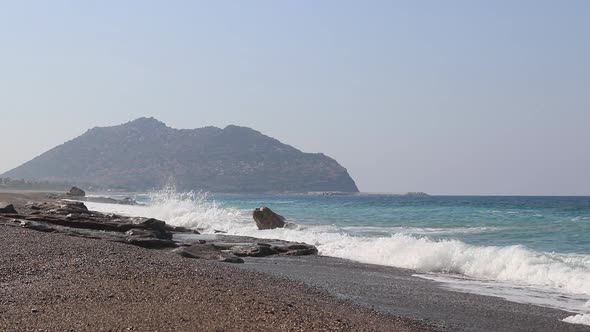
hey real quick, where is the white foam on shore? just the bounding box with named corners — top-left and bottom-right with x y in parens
top-left (563, 313), bottom-right (590, 326)
top-left (84, 189), bottom-right (590, 323)
top-left (416, 274), bottom-right (590, 314)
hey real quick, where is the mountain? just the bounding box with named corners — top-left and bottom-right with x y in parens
top-left (2, 118), bottom-right (359, 193)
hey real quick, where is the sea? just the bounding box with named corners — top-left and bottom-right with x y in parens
top-left (85, 190), bottom-right (590, 326)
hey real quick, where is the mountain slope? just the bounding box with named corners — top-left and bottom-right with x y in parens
top-left (2, 118), bottom-right (359, 193)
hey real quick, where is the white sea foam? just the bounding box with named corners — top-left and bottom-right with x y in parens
top-left (339, 225), bottom-right (503, 236)
top-left (416, 274), bottom-right (590, 314)
top-left (85, 190), bottom-right (590, 306)
top-left (563, 314), bottom-right (590, 326)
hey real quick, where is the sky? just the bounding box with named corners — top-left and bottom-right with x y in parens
top-left (1, 0), bottom-right (589, 195)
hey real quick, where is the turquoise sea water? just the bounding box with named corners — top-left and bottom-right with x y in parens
top-left (209, 194), bottom-right (590, 254)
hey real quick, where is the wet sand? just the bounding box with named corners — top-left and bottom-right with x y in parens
top-left (236, 255), bottom-right (590, 332)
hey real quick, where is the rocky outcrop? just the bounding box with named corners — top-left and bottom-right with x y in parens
top-left (174, 235), bottom-right (318, 263)
top-left (67, 186), bottom-right (86, 197)
top-left (253, 207), bottom-right (286, 230)
top-left (1, 117), bottom-right (359, 193)
top-left (0, 200), bottom-right (182, 249)
top-left (0, 198), bottom-right (318, 263)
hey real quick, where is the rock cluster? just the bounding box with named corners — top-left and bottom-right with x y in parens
top-left (0, 200), bottom-right (188, 249)
top-left (174, 235), bottom-right (318, 264)
top-left (0, 199), bottom-right (318, 264)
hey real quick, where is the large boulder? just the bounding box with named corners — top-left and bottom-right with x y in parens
top-left (0, 202), bottom-right (17, 214)
top-left (67, 186), bottom-right (86, 197)
top-left (252, 207), bottom-right (286, 230)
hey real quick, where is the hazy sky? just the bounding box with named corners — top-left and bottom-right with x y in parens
top-left (1, 1), bottom-right (589, 195)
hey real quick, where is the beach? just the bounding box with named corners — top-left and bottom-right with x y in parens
top-left (0, 225), bottom-right (429, 332)
top-left (1, 192), bottom-right (589, 331)
top-left (0, 192), bottom-right (430, 331)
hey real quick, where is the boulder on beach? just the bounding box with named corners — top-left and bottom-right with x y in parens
top-left (0, 202), bottom-right (17, 214)
top-left (67, 186), bottom-right (86, 197)
top-left (252, 207), bottom-right (286, 230)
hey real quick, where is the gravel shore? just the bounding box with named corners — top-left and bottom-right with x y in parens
top-left (0, 225), bottom-right (432, 331)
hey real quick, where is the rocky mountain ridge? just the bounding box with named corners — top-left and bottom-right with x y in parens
top-left (2, 117), bottom-right (359, 193)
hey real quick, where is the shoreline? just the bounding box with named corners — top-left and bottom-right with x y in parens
top-left (0, 191), bottom-right (432, 331)
top-left (0, 225), bottom-right (431, 331)
top-left (1, 191), bottom-right (589, 331)
top-left (237, 255), bottom-right (590, 332)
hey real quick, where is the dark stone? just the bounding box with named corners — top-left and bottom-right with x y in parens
top-left (175, 244), bottom-right (222, 260)
top-left (0, 202), bottom-right (17, 214)
top-left (174, 244), bottom-right (243, 263)
top-left (164, 225), bottom-right (199, 234)
top-left (282, 246), bottom-right (319, 256)
top-left (125, 236), bottom-right (177, 249)
top-left (231, 244), bottom-right (279, 257)
top-left (272, 243), bottom-right (319, 256)
top-left (28, 201), bottom-right (89, 215)
top-left (252, 207), bottom-right (286, 230)
top-left (129, 217), bottom-right (167, 231)
top-left (218, 255), bottom-right (244, 264)
top-left (20, 220), bottom-right (55, 232)
top-left (121, 197), bottom-right (137, 205)
top-left (67, 186), bottom-right (86, 197)
top-left (125, 228), bottom-right (172, 240)
top-left (175, 234), bottom-right (319, 258)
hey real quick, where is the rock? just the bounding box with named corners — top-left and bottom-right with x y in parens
top-left (22, 202), bottom-right (171, 235)
top-left (29, 201), bottom-right (89, 215)
top-left (125, 228), bottom-right (172, 240)
top-left (174, 244), bottom-right (244, 263)
top-left (253, 207), bottom-right (286, 230)
top-left (282, 245), bottom-right (318, 256)
top-left (0, 202), bottom-right (17, 214)
top-left (121, 197), bottom-right (137, 205)
top-left (219, 255), bottom-right (244, 264)
top-left (231, 244), bottom-right (278, 257)
top-left (167, 225), bottom-right (199, 234)
top-left (175, 244), bottom-right (221, 260)
top-left (67, 186), bottom-right (86, 197)
top-left (20, 220), bottom-right (55, 232)
top-left (129, 217), bottom-right (167, 231)
top-left (125, 236), bottom-right (177, 249)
